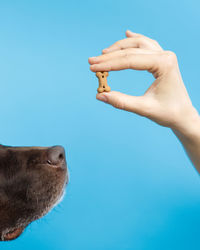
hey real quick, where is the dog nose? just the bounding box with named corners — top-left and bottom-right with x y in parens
top-left (48, 146), bottom-right (65, 165)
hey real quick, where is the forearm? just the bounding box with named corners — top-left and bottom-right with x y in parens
top-left (172, 108), bottom-right (200, 173)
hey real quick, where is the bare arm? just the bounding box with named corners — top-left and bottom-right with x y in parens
top-left (89, 30), bottom-right (200, 173)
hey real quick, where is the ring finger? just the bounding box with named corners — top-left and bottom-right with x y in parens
top-left (103, 33), bottom-right (163, 54)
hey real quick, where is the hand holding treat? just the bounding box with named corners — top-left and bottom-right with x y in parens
top-left (96, 72), bottom-right (111, 93)
top-left (88, 30), bottom-right (200, 172)
top-left (89, 30), bottom-right (197, 131)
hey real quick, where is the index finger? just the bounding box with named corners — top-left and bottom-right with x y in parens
top-left (90, 53), bottom-right (161, 75)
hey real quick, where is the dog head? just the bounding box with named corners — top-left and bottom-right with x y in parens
top-left (0, 144), bottom-right (68, 241)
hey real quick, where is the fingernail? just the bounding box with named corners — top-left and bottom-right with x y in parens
top-left (96, 94), bottom-right (108, 103)
top-left (102, 48), bottom-right (108, 53)
top-left (90, 65), bottom-right (96, 71)
top-left (91, 57), bottom-right (100, 63)
top-left (88, 57), bottom-right (96, 63)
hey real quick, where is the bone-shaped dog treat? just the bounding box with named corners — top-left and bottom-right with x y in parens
top-left (96, 72), bottom-right (111, 93)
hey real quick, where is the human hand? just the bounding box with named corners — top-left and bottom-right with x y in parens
top-left (88, 30), bottom-right (199, 134)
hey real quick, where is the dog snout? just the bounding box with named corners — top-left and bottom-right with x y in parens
top-left (47, 146), bottom-right (66, 167)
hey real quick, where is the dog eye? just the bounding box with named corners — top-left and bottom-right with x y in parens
top-left (47, 160), bottom-right (52, 165)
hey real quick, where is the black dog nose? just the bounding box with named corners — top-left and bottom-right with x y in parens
top-left (48, 146), bottom-right (65, 165)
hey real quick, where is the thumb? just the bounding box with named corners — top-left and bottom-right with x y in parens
top-left (96, 91), bottom-right (147, 116)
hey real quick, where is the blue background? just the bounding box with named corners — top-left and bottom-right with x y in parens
top-left (0, 0), bottom-right (200, 249)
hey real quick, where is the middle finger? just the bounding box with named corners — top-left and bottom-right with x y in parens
top-left (89, 48), bottom-right (158, 65)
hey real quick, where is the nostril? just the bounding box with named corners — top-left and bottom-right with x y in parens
top-left (48, 146), bottom-right (65, 165)
top-left (59, 153), bottom-right (64, 160)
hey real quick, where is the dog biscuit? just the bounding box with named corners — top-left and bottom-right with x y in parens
top-left (96, 72), bottom-right (111, 93)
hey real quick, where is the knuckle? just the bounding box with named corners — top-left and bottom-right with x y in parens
top-left (123, 50), bottom-right (129, 58)
top-left (165, 50), bottom-right (177, 61)
top-left (131, 37), bottom-right (143, 48)
top-left (125, 55), bottom-right (133, 69)
top-left (162, 51), bottom-right (177, 69)
top-left (137, 37), bottom-right (150, 48)
top-left (133, 32), bottom-right (143, 38)
top-left (137, 37), bottom-right (144, 44)
top-left (152, 39), bottom-right (159, 46)
top-left (115, 40), bottom-right (122, 48)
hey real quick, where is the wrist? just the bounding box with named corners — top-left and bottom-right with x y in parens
top-left (171, 107), bottom-right (200, 142)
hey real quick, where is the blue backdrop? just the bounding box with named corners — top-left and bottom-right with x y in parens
top-left (0, 0), bottom-right (200, 249)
